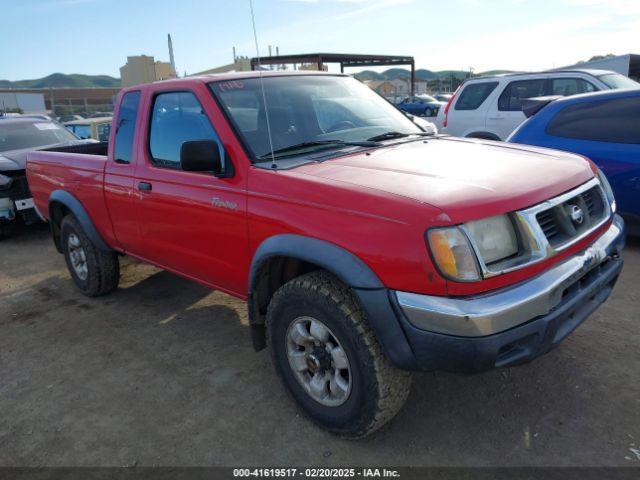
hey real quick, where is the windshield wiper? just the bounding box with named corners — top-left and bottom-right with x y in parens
top-left (258, 140), bottom-right (378, 160)
top-left (366, 131), bottom-right (431, 142)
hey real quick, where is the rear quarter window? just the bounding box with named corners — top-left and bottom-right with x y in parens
top-left (454, 82), bottom-right (498, 111)
top-left (546, 96), bottom-right (640, 144)
top-left (113, 91), bottom-right (141, 163)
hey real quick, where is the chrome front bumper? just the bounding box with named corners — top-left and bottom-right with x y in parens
top-left (396, 215), bottom-right (625, 337)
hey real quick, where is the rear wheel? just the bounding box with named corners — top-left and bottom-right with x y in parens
top-left (61, 215), bottom-right (119, 297)
top-left (267, 271), bottom-right (412, 438)
top-left (423, 107), bottom-right (432, 117)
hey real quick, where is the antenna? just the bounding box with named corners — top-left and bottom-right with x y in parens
top-left (248, 0), bottom-right (277, 169)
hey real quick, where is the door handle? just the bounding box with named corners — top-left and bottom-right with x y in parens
top-left (138, 182), bottom-right (152, 192)
top-left (488, 116), bottom-right (504, 120)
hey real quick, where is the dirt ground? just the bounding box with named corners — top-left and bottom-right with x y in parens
top-left (1, 224), bottom-right (639, 467)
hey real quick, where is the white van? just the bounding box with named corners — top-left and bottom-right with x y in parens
top-left (436, 69), bottom-right (639, 141)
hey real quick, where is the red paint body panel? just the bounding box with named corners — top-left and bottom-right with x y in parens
top-left (292, 137), bottom-right (594, 225)
top-left (26, 73), bottom-right (602, 300)
top-left (27, 151), bottom-right (118, 248)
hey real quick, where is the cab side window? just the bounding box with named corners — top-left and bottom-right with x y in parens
top-left (113, 91), bottom-right (141, 163)
top-left (149, 91), bottom-right (223, 169)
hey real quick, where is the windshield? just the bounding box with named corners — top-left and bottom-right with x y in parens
top-left (597, 73), bottom-right (640, 90)
top-left (67, 124), bottom-right (92, 139)
top-left (209, 75), bottom-right (422, 161)
top-left (0, 120), bottom-right (78, 152)
top-left (418, 95), bottom-right (437, 102)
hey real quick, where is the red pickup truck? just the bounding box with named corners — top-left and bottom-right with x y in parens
top-left (27, 72), bottom-right (624, 437)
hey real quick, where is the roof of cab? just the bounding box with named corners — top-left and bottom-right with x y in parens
top-left (168, 69), bottom-right (343, 84)
top-left (119, 70), bottom-right (345, 94)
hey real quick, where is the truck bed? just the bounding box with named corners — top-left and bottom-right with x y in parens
top-left (44, 141), bottom-right (109, 157)
top-left (26, 142), bottom-right (114, 246)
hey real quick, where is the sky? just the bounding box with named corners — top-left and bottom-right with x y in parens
top-left (1, 0), bottom-right (639, 81)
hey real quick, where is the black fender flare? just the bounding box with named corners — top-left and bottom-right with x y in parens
top-left (248, 234), bottom-right (417, 369)
top-left (48, 190), bottom-right (111, 252)
top-left (249, 234), bottom-right (384, 292)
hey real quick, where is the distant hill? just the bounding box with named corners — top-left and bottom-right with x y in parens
top-left (354, 68), bottom-right (517, 82)
top-left (0, 73), bottom-right (120, 89)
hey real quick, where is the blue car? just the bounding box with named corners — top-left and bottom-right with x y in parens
top-left (509, 89), bottom-right (640, 234)
top-left (396, 95), bottom-right (444, 117)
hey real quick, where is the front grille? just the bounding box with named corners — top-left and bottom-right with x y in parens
top-left (537, 209), bottom-right (560, 242)
top-left (536, 185), bottom-right (607, 248)
top-left (0, 173), bottom-right (31, 201)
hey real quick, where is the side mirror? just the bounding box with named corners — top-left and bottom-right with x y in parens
top-left (180, 140), bottom-right (226, 176)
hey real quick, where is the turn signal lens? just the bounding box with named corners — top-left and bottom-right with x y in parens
top-left (428, 227), bottom-right (481, 282)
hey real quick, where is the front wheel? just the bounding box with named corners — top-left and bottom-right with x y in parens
top-left (61, 215), bottom-right (120, 297)
top-left (423, 107), bottom-right (432, 117)
top-left (266, 271), bottom-right (412, 438)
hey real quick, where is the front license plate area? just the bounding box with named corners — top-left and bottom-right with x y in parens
top-left (15, 198), bottom-right (35, 211)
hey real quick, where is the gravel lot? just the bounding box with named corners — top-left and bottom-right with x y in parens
top-left (1, 224), bottom-right (639, 467)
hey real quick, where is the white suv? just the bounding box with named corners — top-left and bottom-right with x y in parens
top-left (436, 69), bottom-right (639, 141)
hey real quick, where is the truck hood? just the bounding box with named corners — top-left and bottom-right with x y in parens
top-left (292, 137), bottom-right (595, 223)
top-left (0, 139), bottom-right (94, 172)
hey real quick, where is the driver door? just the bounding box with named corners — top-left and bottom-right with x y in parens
top-left (132, 87), bottom-right (249, 294)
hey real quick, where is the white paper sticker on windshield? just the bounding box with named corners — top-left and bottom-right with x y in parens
top-left (34, 123), bottom-right (59, 130)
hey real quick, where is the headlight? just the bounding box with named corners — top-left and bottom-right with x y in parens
top-left (596, 168), bottom-right (616, 213)
top-left (427, 227), bottom-right (481, 281)
top-left (465, 214), bottom-right (518, 264)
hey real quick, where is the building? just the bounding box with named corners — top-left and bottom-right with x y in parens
top-left (558, 53), bottom-right (640, 80)
top-left (298, 63), bottom-right (329, 72)
top-left (390, 78), bottom-right (411, 96)
top-left (0, 91), bottom-right (46, 114)
top-left (119, 55), bottom-right (176, 87)
top-left (192, 56), bottom-right (252, 75)
top-left (0, 87), bottom-right (120, 117)
top-left (414, 80), bottom-right (428, 94)
top-left (363, 80), bottom-right (396, 97)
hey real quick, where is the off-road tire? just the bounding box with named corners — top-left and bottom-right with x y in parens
top-left (60, 215), bottom-right (119, 297)
top-left (266, 271), bottom-right (412, 438)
